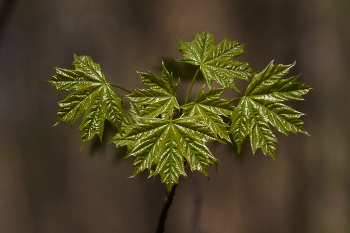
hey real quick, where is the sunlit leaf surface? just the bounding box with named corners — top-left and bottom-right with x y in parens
top-left (229, 61), bottom-right (312, 159)
top-left (181, 88), bottom-right (234, 141)
top-left (48, 55), bottom-right (125, 147)
top-left (124, 117), bottom-right (218, 191)
top-left (177, 30), bottom-right (253, 91)
top-left (127, 63), bottom-right (180, 119)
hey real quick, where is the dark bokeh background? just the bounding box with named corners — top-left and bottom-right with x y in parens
top-left (1, 0), bottom-right (350, 232)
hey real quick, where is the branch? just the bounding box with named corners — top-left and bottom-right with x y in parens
top-left (229, 96), bottom-right (243, 104)
top-left (108, 83), bottom-right (132, 94)
top-left (185, 68), bottom-right (200, 104)
top-left (156, 184), bottom-right (178, 233)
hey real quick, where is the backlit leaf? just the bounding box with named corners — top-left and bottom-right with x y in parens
top-left (177, 30), bottom-right (253, 91)
top-left (229, 61), bottom-right (312, 159)
top-left (124, 117), bottom-right (218, 192)
top-left (127, 63), bottom-right (179, 119)
top-left (181, 88), bottom-right (234, 141)
top-left (48, 55), bottom-right (125, 147)
top-left (112, 102), bottom-right (143, 153)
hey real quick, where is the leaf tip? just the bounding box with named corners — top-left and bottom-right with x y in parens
top-left (79, 142), bottom-right (86, 151)
top-left (271, 155), bottom-right (277, 162)
top-left (73, 53), bottom-right (80, 62)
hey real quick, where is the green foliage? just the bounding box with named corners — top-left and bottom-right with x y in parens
top-left (127, 63), bottom-right (180, 119)
top-left (48, 31), bottom-right (312, 191)
top-left (48, 55), bottom-right (125, 148)
top-left (181, 88), bottom-right (234, 141)
top-left (122, 117), bottom-right (218, 191)
top-left (229, 61), bottom-right (311, 159)
top-left (177, 30), bottom-right (253, 91)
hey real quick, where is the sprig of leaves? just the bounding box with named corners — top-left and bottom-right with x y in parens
top-left (48, 30), bottom-right (312, 191)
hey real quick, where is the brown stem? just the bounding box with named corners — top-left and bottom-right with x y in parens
top-left (185, 68), bottom-right (200, 104)
top-left (108, 83), bottom-right (132, 94)
top-left (229, 96), bottom-right (243, 104)
top-left (156, 184), bottom-right (178, 233)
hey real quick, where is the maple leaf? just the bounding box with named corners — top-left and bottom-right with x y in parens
top-left (181, 88), bottom-right (234, 141)
top-left (126, 63), bottom-right (179, 119)
top-left (112, 102), bottom-right (143, 153)
top-left (123, 117), bottom-right (218, 192)
top-left (177, 30), bottom-right (253, 91)
top-left (229, 61), bottom-right (312, 159)
top-left (48, 55), bottom-right (125, 147)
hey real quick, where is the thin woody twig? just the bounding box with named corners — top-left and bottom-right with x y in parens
top-left (229, 96), bottom-right (243, 104)
top-left (156, 184), bottom-right (178, 233)
top-left (108, 83), bottom-right (132, 94)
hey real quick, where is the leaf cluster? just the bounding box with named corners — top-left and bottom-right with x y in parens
top-left (48, 30), bottom-right (312, 191)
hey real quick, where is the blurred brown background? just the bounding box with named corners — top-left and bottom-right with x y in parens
top-left (0, 0), bottom-right (349, 232)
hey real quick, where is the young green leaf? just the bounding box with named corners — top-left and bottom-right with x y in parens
top-left (229, 61), bottom-right (312, 159)
top-left (181, 88), bottom-right (234, 141)
top-left (124, 117), bottom-right (218, 192)
top-left (49, 54), bottom-right (106, 91)
top-left (127, 63), bottom-right (180, 119)
top-left (48, 55), bottom-right (125, 147)
top-left (177, 30), bottom-right (253, 91)
top-left (112, 102), bottom-right (143, 153)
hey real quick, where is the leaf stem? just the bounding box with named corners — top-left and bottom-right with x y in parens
top-left (108, 83), bottom-right (132, 94)
top-left (229, 96), bottom-right (243, 104)
top-left (156, 184), bottom-right (178, 233)
top-left (185, 68), bottom-right (200, 104)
